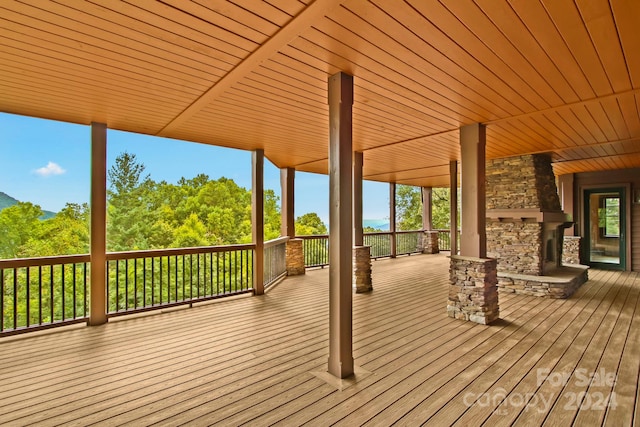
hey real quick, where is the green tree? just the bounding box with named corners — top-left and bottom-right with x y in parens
top-left (22, 203), bottom-right (90, 256)
top-left (295, 212), bottom-right (327, 235)
top-left (396, 185), bottom-right (422, 231)
top-left (107, 152), bottom-right (154, 251)
top-left (0, 202), bottom-right (43, 258)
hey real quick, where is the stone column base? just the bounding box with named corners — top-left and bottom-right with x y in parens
top-left (353, 246), bottom-right (372, 293)
top-left (562, 236), bottom-right (581, 265)
top-left (448, 255), bottom-right (499, 325)
top-left (286, 238), bottom-right (305, 276)
top-left (422, 230), bottom-right (440, 254)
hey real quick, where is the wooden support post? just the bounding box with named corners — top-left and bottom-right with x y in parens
top-left (89, 122), bottom-right (107, 326)
top-left (422, 187), bottom-right (433, 231)
top-left (280, 167), bottom-right (295, 238)
top-left (558, 173), bottom-right (575, 236)
top-left (252, 149), bottom-right (265, 295)
top-left (390, 182), bottom-right (397, 258)
top-left (353, 152), bottom-right (364, 247)
top-left (450, 161), bottom-right (458, 255)
top-left (459, 124), bottom-right (486, 258)
top-left (328, 71), bottom-right (354, 379)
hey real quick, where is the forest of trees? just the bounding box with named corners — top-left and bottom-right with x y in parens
top-left (0, 152), bottom-right (452, 260)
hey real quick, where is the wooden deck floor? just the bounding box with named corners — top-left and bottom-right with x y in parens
top-left (1, 253), bottom-right (639, 426)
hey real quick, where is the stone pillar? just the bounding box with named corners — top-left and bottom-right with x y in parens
top-left (89, 122), bottom-right (107, 326)
top-left (286, 238), bottom-right (305, 275)
top-left (562, 236), bottom-right (582, 265)
top-left (353, 246), bottom-right (372, 293)
top-left (422, 230), bottom-right (440, 254)
top-left (327, 71), bottom-right (354, 379)
top-left (450, 124), bottom-right (498, 325)
top-left (448, 256), bottom-right (499, 325)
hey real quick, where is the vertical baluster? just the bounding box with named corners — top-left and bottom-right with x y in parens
top-left (49, 265), bottom-right (54, 323)
top-left (143, 258), bottom-right (147, 309)
top-left (84, 262), bottom-right (88, 318)
top-left (151, 258), bottom-right (155, 306)
top-left (115, 260), bottom-right (119, 312)
top-left (1, 269), bottom-right (4, 331)
top-left (61, 265), bottom-right (65, 320)
top-left (13, 269), bottom-right (17, 329)
top-left (134, 258), bottom-right (138, 309)
top-left (125, 259), bottom-right (129, 311)
top-left (72, 263), bottom-right (77, 319)
top-left (26, 267), bottom-right (30, 327)
top-left (159, 256), bottom-right (163, 305)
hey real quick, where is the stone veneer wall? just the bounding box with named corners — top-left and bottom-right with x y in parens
top-left (486, 221), bottom-right (543, 275)
top-left (448, 256), bottom-right (499, 324)
top-left (285, 239), bottom-right (305, 276)
top-left (487, 154), bottom-right (561, 211)
top-left (486, 154), bottom-right (562, 276)
top-left (422, 231), bottom-right (440, 254)
top-left (562, 236), bottom-right (582, 265)
top-left (353, 246), bottom-right (372, 293)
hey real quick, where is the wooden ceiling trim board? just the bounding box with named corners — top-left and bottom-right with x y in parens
top-left (538, 112), bottom-right (586, 148)
top-left (0, 34), bottom-right (209, 95)
top-left (617, 95), bottom-right (640, 137)
top-left (265, 54), bottom-right (327, 88)
top-left (364, 165), bottom-right (452, 180)
top-left (352, 116), bottom-right (420, 143)
top-left (124, 0), bottom-right (257, 51)
top-left (610, 0), bottom-right (640, 88)
top-left (193, 0), bottom-right (289, 32)
top-left (242, 71), bottom-right (326, 106)
top-left (7, 1), bottom-right (228, 82)
top-left (158, 0), bottom-right (344, 136)
top-left (254, 64), bottom-right (326, 99)
top-left (0, 50), bottom-right (198, 105)
top-left (92, 0), bottom-right (253, 55)
top-left (355, 129), bottom-right (459, 155)
top-left (483, 88), bottom-right (640, 127)
top-left (488, 121), bottom-right (545, 154)
top-left (518, 114), bottom-right (573, 149)
top-left (52, 0), bottom-right (243, 71)
top-left (599, 97), bottom-right (631, 141)
top-left (555, 109), bottom-right (599, 145)
top-left (474, 0), bottom-right (579, 104)
top-left (440, 0), bottom-right (563, 107)
top-left (291, 34), bottom-right (464, 126)
top-left (375, 2), bottom-right (526, 117)
top-left (569, 105), bottom-right (607, 142)
top-left (334, 0), bottom-right (510, 119)
top-left (508, 0), bottom-right (595, 100)
top-left (0, 62), bottom-right (193, 112)
top-left (407, 0), bottom-right (545, 112)
top-left (575, 0), bottom-right (632, 93)
top-left (0, 15), bottom-right (216, 91)
top-left (222, 83), bottom-right (328, 118)
top-left (541, 0), bottom-right (612, 97)
top-left (353, 103), bottom-right (435, 137)
top-left (230, 0), bottom-right (299, 22)
top-left (278, 44), bottom-right (341, 77)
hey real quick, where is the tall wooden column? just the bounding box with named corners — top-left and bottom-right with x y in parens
top-left (328, 71), bottom-right (354, 379)
top-left (89, 122), bottom-right (107, 326)
top-left (422, 187), bottom-right (433, 231)
top-left (353, 152), bottom-right (364, 247)
top-left (459, 124), bottom-right (486, 258)
top-left (389, 183), bottom-right (397, 258)
top-left (280, 167), bottom-right (295, 238)
top-left (252, 149), bottom-right (265, 295)
top-left (450, 160), bottom-right (458, 255)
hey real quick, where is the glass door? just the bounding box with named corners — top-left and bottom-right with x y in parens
top-left (583, 188), bottom-right (626, 270)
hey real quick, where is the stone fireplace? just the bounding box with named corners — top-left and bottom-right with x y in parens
top-left (486, 154), bottom-right (587, 298)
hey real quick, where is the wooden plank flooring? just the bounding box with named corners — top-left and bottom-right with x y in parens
top-left (0, 254), bottom-right (638, 426)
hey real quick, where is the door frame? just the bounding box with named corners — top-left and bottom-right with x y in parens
top-left (581, 185), bottom-right (630, 270)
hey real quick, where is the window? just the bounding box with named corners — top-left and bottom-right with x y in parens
top-left (600, 196), bottom-right (620, 237)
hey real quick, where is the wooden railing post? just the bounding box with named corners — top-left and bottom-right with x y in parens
top-left (390, 183), bottom-right (397, 258)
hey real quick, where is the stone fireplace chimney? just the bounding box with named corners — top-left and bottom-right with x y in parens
top-left (486, 154), bottom-right (571, 276)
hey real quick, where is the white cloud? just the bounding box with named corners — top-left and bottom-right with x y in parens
top-left (34, 161), bottom-right (66, 177)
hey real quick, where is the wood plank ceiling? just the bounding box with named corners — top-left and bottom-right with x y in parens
top-left (1, 0), bottom-right (639, 187)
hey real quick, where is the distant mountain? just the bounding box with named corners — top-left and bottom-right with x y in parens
top-left (363, 219), bottom-right (390, 231)
top-left (0, 191), bottom-right (57, 219)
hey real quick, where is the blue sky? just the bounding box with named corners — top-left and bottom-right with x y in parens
top-left (0, 113), bottom-right (390, 223)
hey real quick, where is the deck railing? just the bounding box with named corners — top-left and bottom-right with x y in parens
top-left (0, 255), bottom-right (90, 334)
top-left (395, 230), bottom-right (424, 256)
top-left (364, 232), bottom-right (393, 259)
top-left (106, 244), bottom-right (254, 317)
top-left (264, 236), bottom-right (288, 288)
top-left (297, 235), bottom-right (330, 268)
